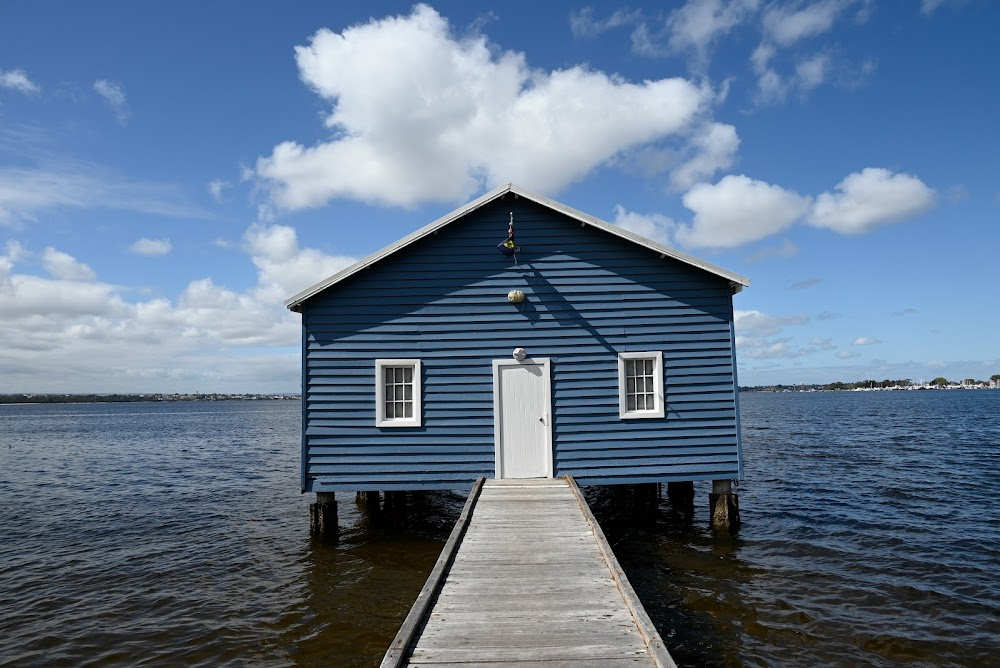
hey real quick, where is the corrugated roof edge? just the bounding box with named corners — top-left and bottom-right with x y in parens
top-left (284, 183), bottom-right (749, 312)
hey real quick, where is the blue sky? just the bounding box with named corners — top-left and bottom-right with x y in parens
top-left (1, 0), bottom-right (996, 392)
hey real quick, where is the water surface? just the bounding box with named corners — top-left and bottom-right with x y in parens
top-left (1, 392), bottom-right (997, 666)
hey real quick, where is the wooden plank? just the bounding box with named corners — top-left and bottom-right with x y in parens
top-left (380, 477), bottom-right (484, 668)
top-left (566, 475), bottom-right (677, 668)
top-left (388, 477), bottom-right (675, 667)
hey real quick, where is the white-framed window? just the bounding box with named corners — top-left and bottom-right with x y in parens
top-left (375, 359), bottom-right (422, 427)
top-left (618, 351), bottom-right (664, 419)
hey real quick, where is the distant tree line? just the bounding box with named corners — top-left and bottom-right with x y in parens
top-left (0, 393), bottom-right (298, 404)
top-left (743, 374), bottom-right (1000, 392)
top-left (0, 394), bottom-right (154, 404)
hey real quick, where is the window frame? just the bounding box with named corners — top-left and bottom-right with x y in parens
top-left (618, 351), bottom-right (665, 420)
top-left (375, 358), bottom-right (422, 428)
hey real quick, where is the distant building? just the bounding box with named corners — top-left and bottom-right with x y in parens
top-left (286, 184), bottom-right (749, 492)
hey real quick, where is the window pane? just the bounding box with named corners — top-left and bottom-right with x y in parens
top-left (403, 402), bottom-right (412, 418)
top-left (385, 401), bottom-right (395, 419)
top-left (392, 367), bottom-right (401, 382)
top-left (627, 377), bottom-right (635, 393)
top-left (627, 395), bottom-right (636, 411)
top-left (396, 401), bottom-right (405, 418)
top-left (404, 366), bottom-right (412, 383)
top-left (384, 368), bottom-right (392, 384)
top-left (404, 384), bottom-right (412, 400)
top-left (644, 358), bottom-right (653, 374)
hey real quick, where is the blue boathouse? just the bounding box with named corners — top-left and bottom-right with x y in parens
top-left (287, 184), bottom-right (748, 517)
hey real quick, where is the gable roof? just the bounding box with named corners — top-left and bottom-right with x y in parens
top-left (285, 183), bottom-right (749, 312)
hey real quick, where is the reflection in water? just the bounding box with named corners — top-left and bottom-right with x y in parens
top-left (289, 491), bottom-right (463, 668)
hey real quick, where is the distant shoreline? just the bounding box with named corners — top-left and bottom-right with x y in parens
top-left (0, 393), bottom-right (300, 405)
top-left (741, 385), bottom-right (999, 393)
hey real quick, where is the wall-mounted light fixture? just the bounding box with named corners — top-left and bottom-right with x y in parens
top-left (507, 289), bottom-right (525, 303)
top-left (513, 347), bottom-right (527, 361)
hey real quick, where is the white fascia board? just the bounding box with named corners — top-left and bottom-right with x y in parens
top-left (285, 183), bottom-right (749, 311)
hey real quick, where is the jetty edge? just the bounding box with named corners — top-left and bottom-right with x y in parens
top-left (380, 476), bottom-right (677, 667)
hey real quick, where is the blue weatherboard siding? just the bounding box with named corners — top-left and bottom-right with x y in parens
top-left (301, 196), bottom-right (740, 491)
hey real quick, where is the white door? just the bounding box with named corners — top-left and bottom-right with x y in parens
top-left (493, 359), bottom-right (552, 479)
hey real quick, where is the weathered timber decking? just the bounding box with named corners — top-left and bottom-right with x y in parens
top-left (382, 477), bottom-right (676, 667)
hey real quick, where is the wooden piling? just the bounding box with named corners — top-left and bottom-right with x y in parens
top-left (709, 479), bottom-right (740, 531)
top-left (310, 491), bottom-right (337, 537)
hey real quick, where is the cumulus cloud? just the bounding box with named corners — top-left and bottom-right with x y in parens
top-left (243, 223), bottom-right (355, 303)
top-left (42, 247), bottom-right (96, 281)
top-left (256, 4), bottom-right (712, 209)
top-left (669, 122), bottom-right (740, 190)
top-left (675, 174), bottom-right (811, 248)
top-left (93, 79), bottom-right (130, 125)
top-left (632, 166), bottom-right (933, 251)
top-left (0, 230), bottom-right (356, 392)
top-left (611, 206), bottom-right (677, 246)
top-left (0, 69), bottom-right (40, 95)
top-left (130, 238), bottom-right (172, 256)
top-left (734, 308), bottom-right (812, 359)
top-left (836, 350), bottom-right (861, 359)
top-left (808, 168), bottom-right (936, 233)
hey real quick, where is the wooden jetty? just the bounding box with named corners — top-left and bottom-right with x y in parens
top-left (382, 477), bottom-right (676, 667)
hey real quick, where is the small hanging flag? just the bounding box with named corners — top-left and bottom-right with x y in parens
top-left (497, 211), bottom-right (520, 261)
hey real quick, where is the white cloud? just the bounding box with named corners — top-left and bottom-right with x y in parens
top-left (610, 206), bottom-right (677, 246)
top-left (836, 350), bottom-right (861, 359)
top-left (613, 165), bottom-right (933, 252)
top-left (208, 179), bottom-right (230, 203)
top-left (752, 50), bottom-right (832, 105)
top-left (795, 53), bottom-right (830, 90)
top-left (569, 7), bottom-right (640, 37)
top-left (735, 309), bottom-right (809, 338)
top-left (256, 4), bottom-right (711, 209)
top-left (810, 337), bottom-right (836, 350)
top-left (0, 229), bottom-right (357, 392)
top-left (0, 162), bottom-right (214, 225)
top-left (852, 336), bottom-right (881, 345)
top-left (93, 79), bottom-right (130, 125)
top-left (762, 0), bottom-right (851, 47)
top-left (675, 174), bottom-right (812, 248)
top-left (660, 0), bottom-right (761, 66)
top-left (808, 167), bottom-right (936, 234)
top-left (0, 69), bottom-right (40, 95)
top-left (243, 223), bottom-right (356, 304)
top-left (734, 308), bottom-right (812, 360)
top-left (42, 247), bottom-right (96, 281)
top-left (670, 122), bottom-right (740, 191)
top-left (130, 238), bottom-right (172, 256)
top-left (920, 0), bottom-right (956, 15)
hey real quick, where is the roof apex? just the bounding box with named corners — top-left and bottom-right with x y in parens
top-left (285, 183), bottom-right (748, 312)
